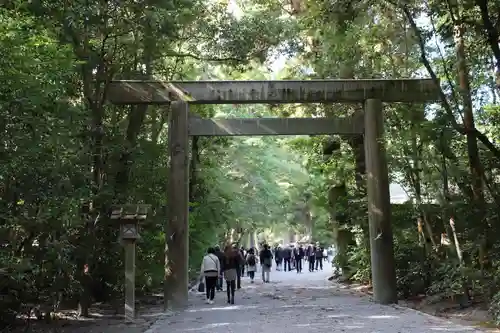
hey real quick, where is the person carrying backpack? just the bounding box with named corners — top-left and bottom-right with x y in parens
top-left (315, 245), bottom-right (324, 270)
top-left (246, 248), bottom-right (257, 283)
top-left (259, 244), bottom-right (273, 283)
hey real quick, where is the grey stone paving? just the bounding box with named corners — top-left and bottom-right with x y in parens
top-left (145, 263), bottom-right (484, 333)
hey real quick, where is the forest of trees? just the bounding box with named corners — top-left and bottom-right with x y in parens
top-left (3, 0), bottom-right (500, 328)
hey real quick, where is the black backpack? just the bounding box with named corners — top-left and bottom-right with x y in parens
top-left (247, 254), bottom-right (256, 266)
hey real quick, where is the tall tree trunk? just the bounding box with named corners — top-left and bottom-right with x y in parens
top-left (475, 0), bottom-right (500, 89)
top-left (410, 108), bottom-right (437, 249)
top-left (114, 26), bottom-right (155, 198)
top-left (347, 133), bottom-right (371, 261)
top-left (454, 23), bottom-right (489, 273)
top-left (438, 131), bottom-right (455, 257)
top-left (70, 18), bottom-right (111, 315)
top-left (323, 139), bottom-right (355, 276)
top-left (347, 134), bottom-right (366, 193)
top-left (401, 5), bottom-right (500, 160)
top-left (455, 24), bottom-right (484, 204)
top-left (328, 184), bottom-right (354, 276)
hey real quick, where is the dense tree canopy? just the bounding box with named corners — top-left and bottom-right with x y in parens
top-left (3, 0), bottom-right (500, 328)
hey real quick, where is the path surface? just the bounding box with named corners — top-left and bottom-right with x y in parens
top-left (146, 263), bottom-right (484, 333)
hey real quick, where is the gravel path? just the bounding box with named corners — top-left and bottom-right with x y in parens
top-left (145, 263), bottom-right (485, 333)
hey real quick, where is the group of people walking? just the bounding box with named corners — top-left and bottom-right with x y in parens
top-left (200, 242), bottom-right (333, 305)
top-left (199, 243), bottom-right (274, 305)
top-left (273, 243), bottom-right (330, 273)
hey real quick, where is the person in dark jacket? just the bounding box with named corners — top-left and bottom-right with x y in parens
top-left (214, 245), bottom-right (225, 291)
top-left (283, 245), bottom-right (292, 272)
top-left (231, 244), bottom-right (245, 289)
top-left (222, 245), bottom-right (241, 304)
top-left (259, 244), bottom-right (273, 282)
top-left (240, 246), bottom-right (246, 277)
top-left (275, 246), bottom-right (283, 271)
top-left (308, 245), bottom-right (316, 272)
top-left (315, 245), bottom-right (324, 270)
top-left (294, 245), bottom-right (304, 273)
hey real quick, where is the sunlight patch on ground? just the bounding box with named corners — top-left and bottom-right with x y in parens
top-left (185, 322), bottom-right (232, 332)
top-left (186, 305), bottom-right (257, 313)
top-left (343, 324), bottom-right (366, 329)
top-left (365, 315), bottom-right (398, 319)
top-left (327, 314), bottom-right (351, 319)
top-left (428, 327), bottom-right (478, 332)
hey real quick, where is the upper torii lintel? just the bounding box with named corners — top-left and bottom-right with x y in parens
top-left (105, 79), bottom-right (441, 105)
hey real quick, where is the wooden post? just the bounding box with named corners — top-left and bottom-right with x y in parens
top-left (124, 240), bottom-right (136, 322)
top-left (363, 99), bottom-right (398, 304)
top-left (165, 101), bottom-right (190, 309)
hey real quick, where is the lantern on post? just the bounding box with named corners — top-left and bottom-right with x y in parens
top-left (110, 204), bottom-right (150, 322)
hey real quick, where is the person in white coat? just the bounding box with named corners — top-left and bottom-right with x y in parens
top-left (200, 247), bottom-right (220, 304)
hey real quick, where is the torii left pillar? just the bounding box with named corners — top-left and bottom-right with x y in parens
top-left (165, 101), bottom-right (190, 309)
top-left (364, 98), bottom-right (397, 304)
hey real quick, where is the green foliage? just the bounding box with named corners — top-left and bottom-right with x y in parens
top-left (0, 0), bottom-right (308, 326)
top-left (346, 244), bottom-right (371, 283)
top-left (5, 0), bottom-right (500, 327)
top-left (489, 291), bottom-right (500, 326)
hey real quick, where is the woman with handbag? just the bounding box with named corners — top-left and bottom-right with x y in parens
top-left (200, 247), bottom-right (220, 304)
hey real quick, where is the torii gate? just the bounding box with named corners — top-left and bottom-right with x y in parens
top-left (106, 79), bottom-right (440, 308)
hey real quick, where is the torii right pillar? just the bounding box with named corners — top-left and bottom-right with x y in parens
top-left (364, 99), bottom-right (398, 304)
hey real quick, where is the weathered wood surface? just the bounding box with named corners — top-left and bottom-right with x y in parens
top-left (105, 79), bottom-right (441, 104)
top-left (165, 101), bottom-right (190, 309)
top-left (364, 98), bottom-right (398, 305)
top-left (188, 115), bottom-right (364, 136)
top-left (124, 240), bottom-right (135, 322)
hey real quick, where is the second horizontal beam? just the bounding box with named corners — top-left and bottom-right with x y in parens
top-left (188, 115), bottom-right (364, 136)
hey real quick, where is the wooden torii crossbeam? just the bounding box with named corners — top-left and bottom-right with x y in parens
top-left (104, 78), bottom-right (441, 309)
top-left (106, 79), bottom-right (440, 104)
